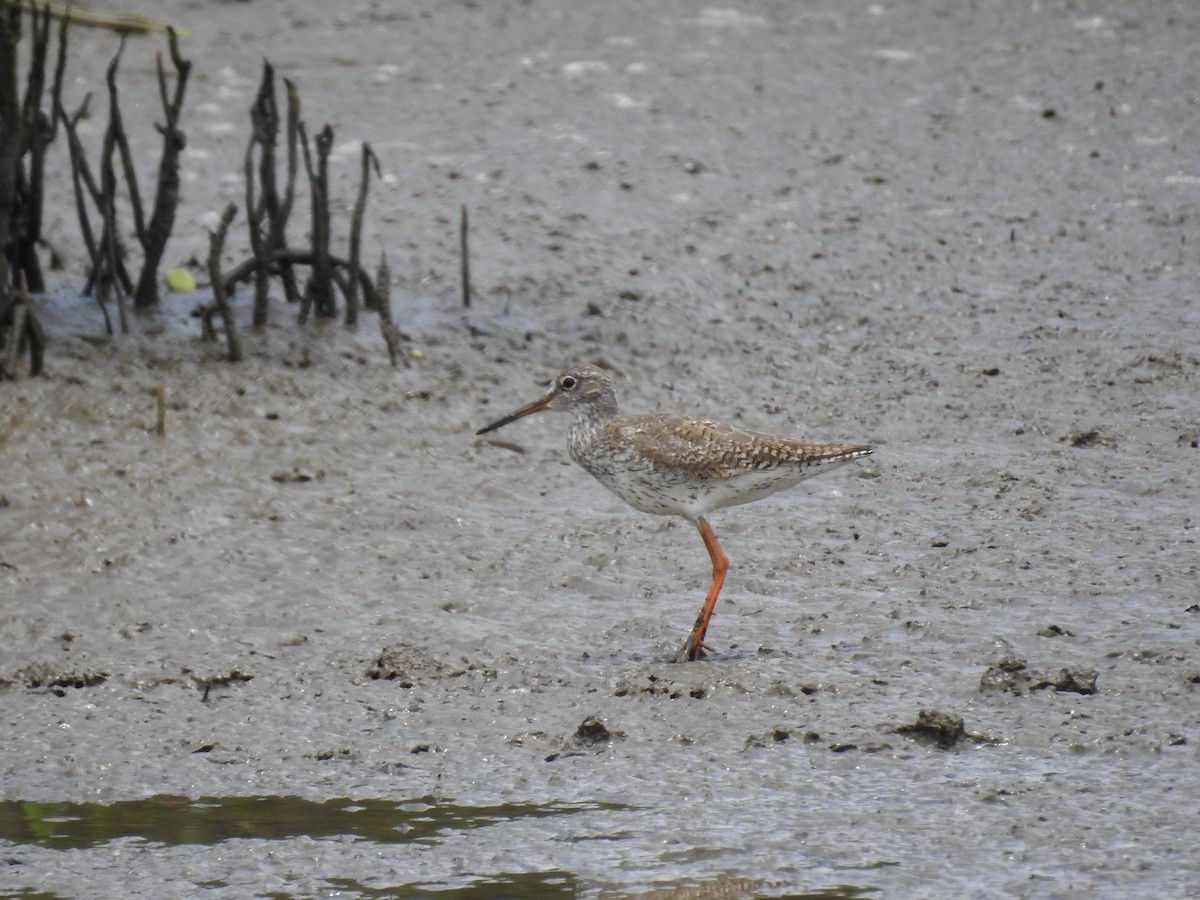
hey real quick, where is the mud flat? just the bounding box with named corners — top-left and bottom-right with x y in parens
top-left (2, 1), bottom-right (1197, 897)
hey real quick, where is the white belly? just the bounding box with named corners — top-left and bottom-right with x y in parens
top-left (578, 451), bottom-right (849, 521)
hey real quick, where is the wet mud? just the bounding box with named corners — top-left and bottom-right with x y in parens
top-left (2, 1), bottom-right (1199, 897)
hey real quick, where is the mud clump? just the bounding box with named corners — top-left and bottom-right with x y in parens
top-left (894, 709), bottom-right (970, 749)
top-left (188, 668), bottom-right (254, 703)
top-left (613, 673), bottom-right (706, 699)
top-left (573, 715), bottom-right (616, 745)
top-left (742, 727), bottom-right (792, 750)
top-left (892, 709), bottom-right (1001, 750)
top-left (980, 656), bottom-right (1098, 695)
top-left (545, 716), bottom-right (622, 761)
top-left (12, 663), bottom-right (108, 696)
top-left (1051, 669), bottom-right (1099, 694)
top-left (366, 645), bottom-right (458, 685)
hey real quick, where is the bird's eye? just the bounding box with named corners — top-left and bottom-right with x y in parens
top-left (560, 375), bottom-right (577, 390)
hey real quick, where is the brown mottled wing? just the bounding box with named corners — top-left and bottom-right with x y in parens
top-left (612, 415), bottom-right (867, 481)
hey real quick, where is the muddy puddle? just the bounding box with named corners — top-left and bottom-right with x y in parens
top-left (0, 795), bottom-right (613, 850)
top-left (3, 0), bottom-right (1200, 897)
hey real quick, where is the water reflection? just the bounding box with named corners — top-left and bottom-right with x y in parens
top-left (0, 794), bottom-right (604, 850)
top-left (323, 871), bottom-right (577, 898)
top-left (0, 797), bottom-right (883, 898)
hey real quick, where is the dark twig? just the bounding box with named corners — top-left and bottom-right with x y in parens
top-left (1, 287), bottom-right (25, 377)
top-left (244, 115), bottom-right (268, 325)
top-left (207, 202), bottom-right (241, 361)
top-left (296, 121), bottom-right (313, 324)
top-left (299, 123), bottom-right (336, 319)
top-left (0, 270), bottom-right (47, 378)
top-left (1, 2), bottom-right (68, 299)
top-left (375, 253), bottom-right (392, 323)
top-left (26, 286), bottom-right (46, 375)
top-left (313, 123), bottom-right (335, 318)
top-left (2, 271), bottom-right (25, 377)
top-left (102, 196), bottom-right (128, 334)
top-left (93, 38), bottom-right (134, 297)
top-left (13, 2), bottom-right (62, 293)
top-left (106, 36), bottom-right (143, 243)
top-left (220, 247), bottom-right (379, 311)
top-left (375, 253), bottom-right (407, 368)
top-left (59, 94), bottom-right (112, 335)
top-left (271, 76), bottom-right (301, 305)
top-left (280, 79), bottom-right (299, 239)
top-left (98, 40), bottom-right (131, 332)
top-left (132, 27), bottom-right (190, 309)
top-left (0, 5), bottom-right (24, 301)
top-left (48, 5), bottom-right (68, 136)
top-left (346, 141), bottom-right (380, 324)
top-left (221, 70), bottom-right (395, 343)
top-left (247, 61), bottom-right (277, 326)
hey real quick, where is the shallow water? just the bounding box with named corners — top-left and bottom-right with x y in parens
top-left (0, 795), bottom-right (612, 851)
top-left (4, 0), bottom-right (1200, 898)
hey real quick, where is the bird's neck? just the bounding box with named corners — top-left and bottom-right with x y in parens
top-left (568, 397), bottom-right (618, 450)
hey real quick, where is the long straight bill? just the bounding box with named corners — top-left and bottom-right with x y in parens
top-left (476, 394), bottom-right (553, 435)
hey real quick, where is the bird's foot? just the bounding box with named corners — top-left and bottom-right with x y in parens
top-left (674, 633), bottom-right (711, 663)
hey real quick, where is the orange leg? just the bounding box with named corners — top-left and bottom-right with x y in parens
top-left (678, 516), bottom-right (729, 662)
